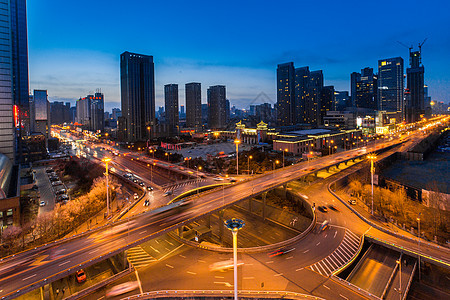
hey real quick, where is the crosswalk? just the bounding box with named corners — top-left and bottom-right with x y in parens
top-left (308, 229), bottom-right (360, 276)
top-left (162, 179), bottom-right (206, 192)
top-left (127, 246), bottom-right (156, 268)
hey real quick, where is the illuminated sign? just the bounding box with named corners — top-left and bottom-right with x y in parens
top-left (13, 105), bottom-right (19, 127)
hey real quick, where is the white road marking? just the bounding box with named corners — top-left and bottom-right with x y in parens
top-left (198, 260), bottom-right (206, 263)
top-left (274, 273), bottom-right (284, 277)
top-left (334, 231), bottom-right (337, 238)
top-left (296, 268), bottom-right (304, 271)
top-left (340, 294), bottom-right (349, 300)
top-left (324, 234), bottom-right (328, 238)
top-left (179, 254), bottom-right (186, 258)
top-left (323, 284), bottom-right (330, 290)
top-left (166, 240), bottom-right (174, 246)
top-left (150, 246), bottom-right (160, 253)
top-left (243, 277), bottom-right (255, 279)
top-left (286, 256), bottom-right (294, 260)
top-left (187, 271), bottom-right (197, 275)
top-left (303, 249), bottom-right (310, 253)
top-left (215, 276), bottom-right (224, 279)
top-left (22, 274), bottom-right (36, 281)
top-left (155, 240), bottom-right (160, 244)
top-left (214, 282), bottom-right (233, 287)
top-left (139, 230), bottom-right (147, 234)
top-left (165, 247), bottom-right (170, 251)
top-left (58, 261), bottom-right (70, 266)
top-left (165, 264), bottom-right (174, 268)
top-left (266, 261), bottom-right (274, 264)
top-left (89, 249), bottom-right (99, 254)
top-left (316, 242), bottom-right (321, 246)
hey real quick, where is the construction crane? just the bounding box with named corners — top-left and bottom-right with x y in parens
top-left (397, 40), bottom-right (413, 53)
top-left (418, 38), bottom-right (428, 53)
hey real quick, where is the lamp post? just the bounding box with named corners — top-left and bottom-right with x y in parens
top-left (165, 152), bottom-right (170, 163)
top-left (282, 148), bottom-right (288, 167)
top-left (102, 157), bottom-right (112, 216)
top-left (147, 126), bottom-right (151, 149)
top-left (367, 154), bottom-right (377, 215)
top-left (224, 218), bottom-right (245, 300)
top-left (396, 259), bottom-right (402, 300)
top-left (234, 139), bottom-right (240, 175)
top-left (417, 213), bottom-right (421, 280)
top-left (197, 166), bottom-right (202, 195)
top-left (273, 160), bottom-right (279, 179)
top-left (247, 155), bottom-right (252, 175)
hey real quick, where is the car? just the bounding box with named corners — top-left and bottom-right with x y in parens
top-left (348, 199), bottom-right (357, 205)
top-left (209, 259), bottom-right (244, 271)
top-left (52, 181), bottom-right (63, 186)
top-left (39, 201), bottom-right (46, 207)
top-left (76, 269), bottom-right (86, 283)
top-left (268, 247), bottom-right (295, 257)
top-left (143, 199), bottom-right (150, 206)
top-left (146, 186), bottom-right (153, 191)
top-left (139, 181), bottom-right (145, 187)
top-left (318, 206), bottom-right (328, 213)
top-left (213, 177), bottom-right (224, 181)
top-left (31, 185), bottom-right (38, 190)
top-left (328, 204), bottom-right (339, 212)
top-left (45, 168), bottom-right (54, 173)
top-left (49, 177), bottom-right (59, 182)
top-left (163, 190), bottom-right (173, 196)
top-left (106, 282), bottom-right (139, 297)
top-left (133, 193), bottom-right (139, 200)
top-left (55, 189), bottom-right (66, 195)
top-left (132, 178), bottom-right (138, 183)
top-left (57, 194), bottom-right (69, 202)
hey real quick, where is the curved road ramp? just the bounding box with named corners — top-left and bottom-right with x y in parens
top-left (119, 290), bottom-right (325, 299)
top-left (343, 243), bottom-right (417, 299)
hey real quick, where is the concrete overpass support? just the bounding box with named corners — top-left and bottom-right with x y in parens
top-left (218, 210), bottom-right (224, 245)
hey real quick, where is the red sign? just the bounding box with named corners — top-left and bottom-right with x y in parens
top-left (13, 105), bottom-right (19, 127)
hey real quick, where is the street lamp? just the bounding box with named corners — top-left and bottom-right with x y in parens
top-left (197, 166), bottom-right (202, 195)
top-left (102, 157), bottom-right (112, 216)
top-left (417, 213), bottom-right (421, 280)
top-left (367, 154), bottom-right (377, 215)
top-left (224, 218), bottom-right (245, 300)
top-left (165, 152), bottom-right (170, 163)
top-left (247, 155), bottom-right (253, 175)
top-left (273, 160), bottom-right (279, 178)
top-left (282, 148), bottom-right (288, 167)
top-left (396, 259), bottom-right (402, 300)
top-left (234, 139), bottom-right (241, 175)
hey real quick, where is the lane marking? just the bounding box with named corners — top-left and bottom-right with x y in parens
top-left (303, 250), bottom-right (310, 253)
top-left (166, 240), bottom-right (174, 246)
top-left (286, 256), bottom-right (294, 260)
top-left (266, 261), bottom-right (274, 264)
top-left (324, 234), bottom-right (328, 238)
top-left (215, 276), bottom-right (224, 279)
top-left (165, 264), bottom-right (174, 268)
top-left (316, 242), bottom-right (321, 246)
top-left (150, 246), bottom-right (160, 253)
top-left (179, 254), bottom-right (186, 258)
top-left (155, 240), bottom-right (160, 244)
top-left (58, 261), bottom-right (71, 266)
top-left (198, 260), bottom-right (206, 263)
top-left (340, 294), bottom-right (349, 300)
top-left (139, 230), bottom-right (147, 234)
top-left (323, 284), bottom-right (330, 290)
top-left (334, 231), bottom-right (337, 238)
top-left (243, 277), bottom-right (255, 280)
top-left (22, 274), bottom-right (37, 281)
top-left (274, 273), bottom-right (284, 277)
top-left (296, 268), bottom-right (304, 271)
top-left (187, 271), bottom-right (197, 275)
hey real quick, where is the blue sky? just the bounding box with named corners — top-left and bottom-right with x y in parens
top-left (28, 0), bottom-right (450, 112)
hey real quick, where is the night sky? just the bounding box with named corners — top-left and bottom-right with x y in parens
top-left (28, 0), bottom-right (450, 112)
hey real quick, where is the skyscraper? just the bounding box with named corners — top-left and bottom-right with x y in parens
top-left (164, 84), bottom-right (179, 136)
top-left (378, 57), bottom-right (404, 117)
top-left (350, 72), bottom-right (361, 107)
top-left (277, 62), bottom-right (295, 126)
top-left (0, 0), bottom-right (14, 160)
top-left (406, 49), bottom-right (425, 122)
top-left (120, 51), bottom-right (155, 142)
top-left (90, 92), bottom-right (104, 132)
top-left (295, 66), bottom-right (310, 124)
top-left (207, 85), bottom-right (226, 129)
top-left (185, 82), bottom-right (202, 131)
top-left (352, 67), bottom-right (378, 110)
top-left (320, 86), bottom-right (335, 124)
top-left (30, 90), bottom-right (50, 143)
top-left (307, 70), bottom-right (324, 127)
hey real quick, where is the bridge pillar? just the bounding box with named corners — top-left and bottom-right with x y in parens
top-left (218, 210), bottom-right (224, 244)
top-left (345, 161), bottom-right (348, 166)
top-left (326, 167), bottom-right (330, 173)
top-left (206, 214), bottom-right (211, 229)
top-left (336, 163), bottom-right (340, 170)
top-left (262, 192), bottom-right (267, 220)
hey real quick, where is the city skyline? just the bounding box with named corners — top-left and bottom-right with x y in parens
top-left (28, 0), bottom-right (449, 112)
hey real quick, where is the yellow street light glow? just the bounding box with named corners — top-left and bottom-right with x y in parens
top-left (102, 157), bottom-right (111, 163)
top-left (234, 139), bottom-right (241, 144)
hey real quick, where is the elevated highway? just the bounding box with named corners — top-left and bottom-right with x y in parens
top-left (0, 127), bottom-right (447, 299)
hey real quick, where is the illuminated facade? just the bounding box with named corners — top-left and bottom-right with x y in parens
top-left (277, 62), bottom-right (295, 126)
top-left (406, 50), bottom-right (425, 123)
top-left (377, 57), bottom-right (404, 118)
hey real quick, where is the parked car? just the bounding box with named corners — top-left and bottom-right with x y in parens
top-left (163, 190), bottom-right (173, 196)
top-left (139, 181), bottom-right (145, 187)
top-left (348, 199), bottom-right (356, 205)
top-left (133, 193), bottom-right (139, 200)
top-left (39, 201), bottom-right (46, 207)
top-left (52, 181), bottom-right (63, 186)
top-left (49, 177), bottom-right (59, 182)
top-left (45, 168), bottom-right (54, 173)
top-left (143, 199), bottom-right (150, 206)
top-left (76, 269), bottom-right (86, 283)
top-left (146, 186), bottom-right (153, 191)
top-left (328, 204), bottom-right (339, 212)
top-left (55, 189), bottom-right (66, 195)
top-left (318, 206), bottom-right (328, 213)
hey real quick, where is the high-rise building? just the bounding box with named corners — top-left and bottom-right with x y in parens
top-left (378, 57), bottom-right (404, 117)
top-left (30, 90), bottom-right (50, 143)
top-left (90, 92), bottom-right (104, 132)
top-left (320, 86), bottom-right (335, 124)
top-left (350, 72), bottom-right (361, 107)
top-left (352, 67), bottom-right (378, 110)
top-left (164, 84), bottom-right (179, 136)
top-left (201, 103), bottom-right (208, 125)
top-left (406, 49), bottom-right (425, 122)
top-left (295, 66), bottom-right (310, 124)
top-left (185, 82), bottom-right (202, 131)
top-left (50, 101), bottom-right (71, 125)
top-left (225, 99), bottom-right (230, 123)
top-left (277, 62), bottom-right (295, 126)
top-left (334, 91), bottom-right (350, 111)
top-left (255, 103), bottom-right (273, 123)
top-left (307, 70), bottom-right (324, 127)
top-left (111, 108), bottom-right (121, 120)
top-left (207, 85), bottom-right (226, 129)
top-left (120, 51), bottom-right (155, 142)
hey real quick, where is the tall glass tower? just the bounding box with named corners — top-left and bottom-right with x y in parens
top-left (378, 57), bottom-right (404, 118)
